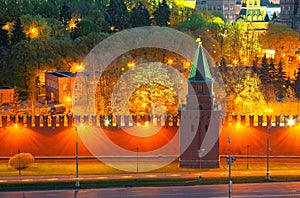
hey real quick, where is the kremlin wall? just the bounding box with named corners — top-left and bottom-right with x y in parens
top-left (0, 114), bottom-right (299, 165)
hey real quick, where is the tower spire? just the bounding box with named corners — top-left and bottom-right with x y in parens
top-left (189, 38), bottom-right (212, 81)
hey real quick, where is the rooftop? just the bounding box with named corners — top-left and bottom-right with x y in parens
top-left (46, 72), bottom-right (76, 78)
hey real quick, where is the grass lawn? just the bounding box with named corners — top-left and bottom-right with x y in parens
top-left (1, 160), bottom-right (300, 177)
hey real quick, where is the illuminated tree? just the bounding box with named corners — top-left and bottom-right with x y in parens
top-left (10, 85), bottom-right (21, 116)
top-left (20, 14), bottom-right (51, 41)
top-left (259, 23), bottom-right (300, 77)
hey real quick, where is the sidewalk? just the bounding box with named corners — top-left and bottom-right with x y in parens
top-left (1, 169), bottom-right (299, 183)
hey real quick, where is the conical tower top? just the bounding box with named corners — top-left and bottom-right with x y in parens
top-left (189, 38), bottom-right (212, 81)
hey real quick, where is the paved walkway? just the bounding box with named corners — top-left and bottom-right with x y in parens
top-left (1, 169), bottom-right (299, 183)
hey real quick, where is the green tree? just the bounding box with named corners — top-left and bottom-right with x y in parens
top-left (0, 18), bottom-right (9, 47)
top-left (59, 2), bottom-right (72, 25)
top-left (70, 19), bottom-right (99, 40)
top-left (153, 0), bottom-right (170, 26)
top-left (11, 19), bottom-right (26, 46)
top-left (36, 0), bottom-right (59, 19)
top-left (176, 11), bottom-right (207, 34)
top-left (130, 2), bottom-right (151, 27)
top-left (107, 0), bottom-right (130, 31)
top-left (20, 14), bottom-right (52, 41)
top-left (46, 18), bottom-right (69, 39)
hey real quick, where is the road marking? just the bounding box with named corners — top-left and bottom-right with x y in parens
top-left (146, 174), bottom-right (157, 178)
top-left (121, 175), bottom-right (132, 178)
top-left (22, 179), bottom-right (33, 182)
top-left (169, 174), bottom-right (180, 177)
top-left (47, 178), bottom-right (58, 181)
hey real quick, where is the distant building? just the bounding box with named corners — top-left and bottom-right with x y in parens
top-left (238, 0), bottom-right (269, 22)
top-left (196, 0), bottom-right (238, 23)
top-left (0, 86), bottom-right (14, 105)
top-left (45, 72), bottom-right (76, 105)
top-left (277, 0), bottom-right (300, 32)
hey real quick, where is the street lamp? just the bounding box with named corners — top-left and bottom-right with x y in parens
top-left (198, 148), bottom-right (205, 181)
top-left (136, 146), bottom-right (139, 173)
top-left (75, 127), bottom-right (80, 188)
top-left (266, 126), bottom-right (271, 181)
top-left (226, 137), bottom-right (236, 198)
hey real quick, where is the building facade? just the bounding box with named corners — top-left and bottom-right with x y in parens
top-left (278, 0), bottom-right (300, 32)
top-left (45, 72), bottom-right (75, 105)
top-left (196, 0), bottom-right (238, 23)
top-left (0, 86), bottom-right (14, 105)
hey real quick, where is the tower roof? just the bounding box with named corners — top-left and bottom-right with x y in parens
top-left (189, 39), bottom-right (212, 81)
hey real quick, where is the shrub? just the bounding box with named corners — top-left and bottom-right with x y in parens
top-left (8, 153), bottom-right (34, 170)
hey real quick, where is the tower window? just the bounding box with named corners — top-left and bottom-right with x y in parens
top-left (205, 125), bottom-right (208, 132)
top-left (191, 125), bottom-right (194, 132)
top-left (197, 85), bottom-right (203, 94)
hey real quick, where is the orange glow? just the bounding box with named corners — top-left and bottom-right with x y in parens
top-left (121, 175), bottom-right (132, 178)
top-left (233, 59), bottom-right (238, 65)
top-left (67, 17), bottom-right (79, 32)
top-left (167, 58), bottom-right (174, 65)
top-left (2, 22), bottom-right (14, 34)
top-left (127, 61), bottom-right (136, 68)
top-left (184, 61), bottom-right (191, 68)
top-left (288, 119), bottom-right (295, 126)
top-left (27, 25), bottom-right (39, 40)
top-left (66, 97), bottom-right (72, 103)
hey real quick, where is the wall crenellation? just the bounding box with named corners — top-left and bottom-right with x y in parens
top-left (0, 114), bottom-right (298, 129)
top-left (0, 114), bottom-right (181, 128)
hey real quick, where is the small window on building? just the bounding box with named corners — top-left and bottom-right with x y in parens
top-left (197, 85), bottom-right (203, 94)
top-left (205, 125), bottom-right (208, 132)
top-left (191, 125), bottom-right (194, 132)
top-left (63, 83), bottom-right (68, 91)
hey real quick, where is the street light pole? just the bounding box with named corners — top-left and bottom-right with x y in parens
top-left (198, 148), bottom-right (205, 181)
top-left (136, 146), bottom-right (139, 173)
top-left (75, 127), bottom-right (80, 188)
top-left (226, 137), bottom-right (235, 198)
top-left (266, 126), bottom-right (270, 181)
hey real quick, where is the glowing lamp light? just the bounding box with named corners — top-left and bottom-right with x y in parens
top-left (66, 97), bottom-right (72, 103)
top-left (127, 61), bottom-right (136, 68)
top-left (137, 122), bottom-right (141, 126)
top-left (167, 59), bottom-right (174, 65)
top-left (104, 119), bottom-right (110, 126)
top-left (76, 65), bottom-right (84, 72)
top-left (145, 121), bottom-right (149, 126)
top-left (14, 123), bottom-right (18, 127)
top-left (287, 119), bottom-right (295, 126)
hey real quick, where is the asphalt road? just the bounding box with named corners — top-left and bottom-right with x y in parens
top-left (1, 181), bottom-right (300, 198)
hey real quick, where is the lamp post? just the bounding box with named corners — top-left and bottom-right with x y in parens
top-left (226, 137), bottom-right (236, 198)
top-left (18, 148), bottom-right (21, 176)
top-left (136, 146), bottom-right (139, 173)
top-left (266, 126), bottom-right (270, 181)
top-left (198, 148), bottom-right (205, 181)
top-left (75, 127), bottom-right (80, 188)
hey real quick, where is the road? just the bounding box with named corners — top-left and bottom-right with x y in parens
top-left (1, 181), bottom-right (300, 198)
